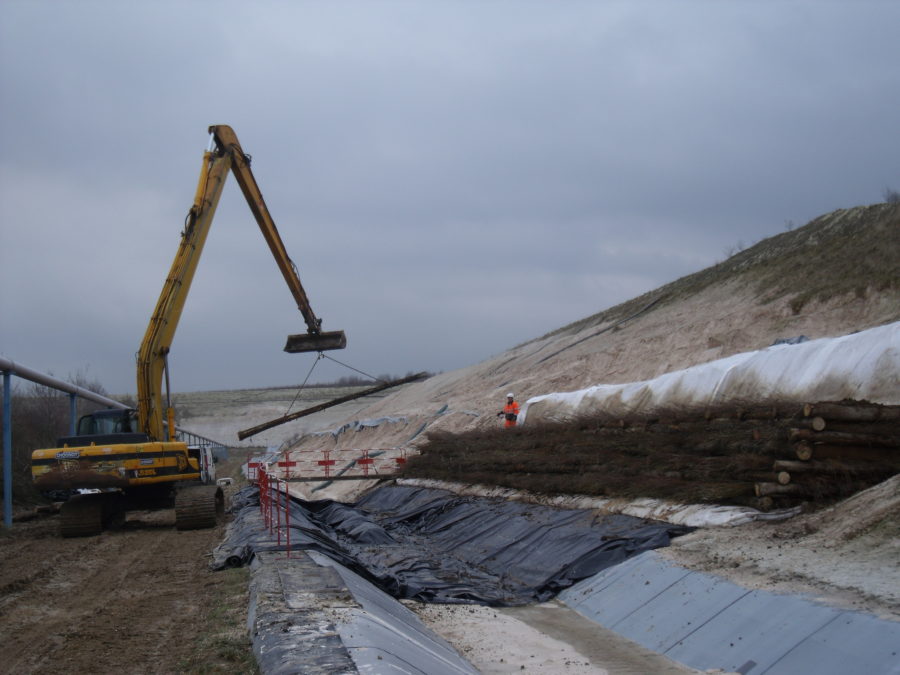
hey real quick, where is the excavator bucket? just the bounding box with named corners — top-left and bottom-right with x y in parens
top-left (284, 329), bottom-right (347, 353)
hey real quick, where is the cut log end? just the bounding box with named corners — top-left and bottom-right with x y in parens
top-left (756, 496), bottom-right (775, 511)
top-left (795, 441), bottom-right (814, 461)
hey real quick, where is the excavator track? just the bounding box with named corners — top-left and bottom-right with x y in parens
top-left (175, 485), bottom-right (224, 530)
top-left (60, 494), bottom-right (104, 538)
top-left (60, 492), bottom-right (126, 538)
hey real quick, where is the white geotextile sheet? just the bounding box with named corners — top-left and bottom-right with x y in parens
top-left (398, 478), bottom-right (801, 527)
top-left (521, 321), bottom-right (900, 425)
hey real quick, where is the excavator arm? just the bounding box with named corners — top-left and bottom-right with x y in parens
top-left (137, 125), bottom-right (345, 441)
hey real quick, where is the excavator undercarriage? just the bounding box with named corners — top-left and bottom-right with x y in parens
top-left (54, 485), bottom-right (224, 538)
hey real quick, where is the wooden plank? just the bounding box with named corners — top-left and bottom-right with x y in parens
top-left (237, 372), bottom-right (429, 440)
top-left (284, 474), bottom-right (392, 482)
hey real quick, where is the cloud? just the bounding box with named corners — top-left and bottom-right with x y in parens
top-left (2, 1), bottom-right (899, 396)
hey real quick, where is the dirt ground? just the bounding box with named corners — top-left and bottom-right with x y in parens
top-left (0, 455), bottom-right (255, 675)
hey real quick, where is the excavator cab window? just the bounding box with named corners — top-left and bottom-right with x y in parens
top-left (62, 410), bottom-right (149, 448)
top-left (76, 410), bottom-right (138, 436)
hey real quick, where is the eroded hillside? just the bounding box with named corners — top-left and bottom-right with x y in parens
top-left (279, 203), bottom-right (898, 483)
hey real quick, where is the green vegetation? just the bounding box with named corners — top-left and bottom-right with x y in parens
top-left (536, 203), bottom-right (900, 343)
top-left (180, 450), bottom-right (258, 674)
top-left (179, 566), bottom-right (258, 674)
top-left (0, 375), bottom-right (111, 506)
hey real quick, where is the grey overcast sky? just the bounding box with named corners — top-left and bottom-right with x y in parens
top-left (1, 1), bottom-right (898, 395)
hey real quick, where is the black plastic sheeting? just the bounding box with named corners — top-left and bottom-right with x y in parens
top-left (214, 483), bottom-right (691, 606)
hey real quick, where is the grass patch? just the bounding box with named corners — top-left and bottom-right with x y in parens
top-left (531, 203), bottom-right (900, 344)
top-left (179, 566), bottom-right (258, 674)
top-left (180, 450), bottom-right (258, 675)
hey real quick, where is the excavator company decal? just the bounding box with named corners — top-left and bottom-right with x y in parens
top-left (139, 458), bottom-right (155, 465)
top-left (55, 451), bottom-right (80, 460)
top-left (131, 465), bottom-right (191, 479)
top-left (33, 450), bottom-right (187, 466)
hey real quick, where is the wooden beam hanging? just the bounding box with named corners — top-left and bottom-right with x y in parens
top-left (237, 372), bottom-right (429, 440)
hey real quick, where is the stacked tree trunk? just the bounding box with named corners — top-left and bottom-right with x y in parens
top-left (754, 400), bottom-right (900, 509)
top-left (406, 399), bottom-right (897, 510)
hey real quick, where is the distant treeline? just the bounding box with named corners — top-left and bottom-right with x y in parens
top-left (1, 373), bottom-right (115, 504)
top-left (310, 371), bottom-right (435, 387)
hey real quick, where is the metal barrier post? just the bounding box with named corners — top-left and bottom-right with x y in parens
top-left (266, 467), bottom-right (275, 533)
top-left (275, 473), bottom-right (282, 547)
top-left (259, 467), bottom-right (271, 530)
top-left (258, 468), bottom-right (265, 525)
top-left (282, 479), bottom-right (291, 558)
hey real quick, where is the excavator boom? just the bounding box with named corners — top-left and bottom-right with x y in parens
top-left (138, 125), bottom-right (346, 440)
top-left (208, 125), bottom-right (346, 353)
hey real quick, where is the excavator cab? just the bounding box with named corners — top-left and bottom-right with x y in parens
top-left (76, 409), bottom-right (141, 435)
top-left (57, 409), bottom-right (149, 448)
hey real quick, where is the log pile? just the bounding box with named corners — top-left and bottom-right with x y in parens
top-left (754, 400), bottom-right (900, 510)
top-left (406, 399), bottom-right (898, 510)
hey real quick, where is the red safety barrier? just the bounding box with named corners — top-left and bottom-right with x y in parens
top-left (277, 453), bottom-right (298, 479)
top-left (274, 473), bottom-right (282, 546)
top-left (280, 478), bottom-right (291, 558)
top-left (258, 466), bottom-right (271, 529)
top-left (357, 448), bottom-right (374, 477)
top-left (318, 449), bottom-right (336, 478)
top-left (247, 460), bottom-right (262, 483)
top-left (257, 468), bottom-right (292, 556)
top-left (259, 469), bottom-right (291, 558)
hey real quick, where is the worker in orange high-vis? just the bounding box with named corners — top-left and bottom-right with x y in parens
top-left (497, 393), bottom-right (520, 428)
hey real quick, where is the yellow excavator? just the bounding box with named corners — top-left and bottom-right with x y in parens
top-left (31, 125), bottom-right (346, 536)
